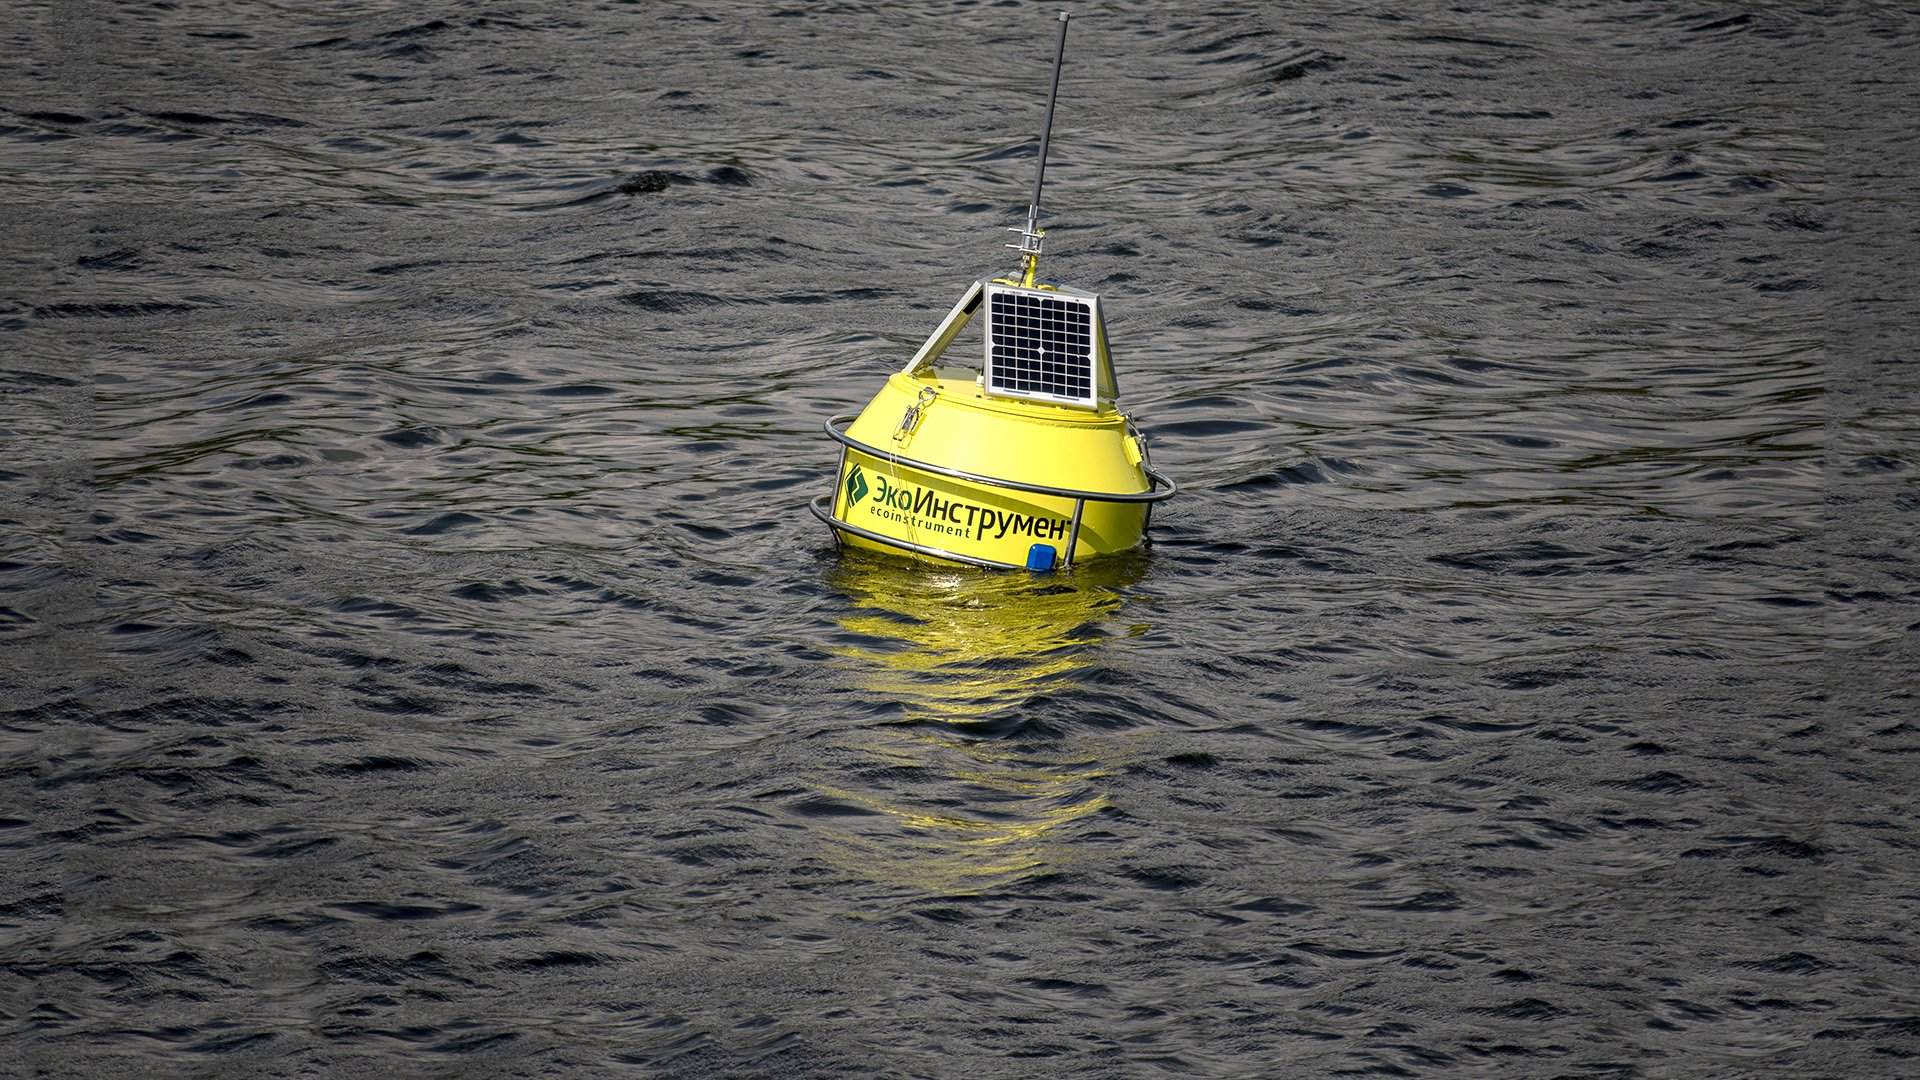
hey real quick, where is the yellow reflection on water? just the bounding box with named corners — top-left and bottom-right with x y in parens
top-left (816, 550), bottom-right (1147, 894)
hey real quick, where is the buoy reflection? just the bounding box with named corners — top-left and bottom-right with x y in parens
top-left (815, 550), bottom-right (1148, 894)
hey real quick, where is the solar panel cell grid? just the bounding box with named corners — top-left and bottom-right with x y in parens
top-left (986, 290), bottom-right (1095, 405)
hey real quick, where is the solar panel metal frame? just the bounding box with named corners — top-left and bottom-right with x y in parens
top-left (981, 284), bottom-right (1102, 410)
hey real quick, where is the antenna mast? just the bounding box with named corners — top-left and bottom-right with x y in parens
top-left (1010, 12), bottom-right (1070, 288)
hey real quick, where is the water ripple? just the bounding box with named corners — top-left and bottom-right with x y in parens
top-left (3, 2), bottom-right (1910, 1077)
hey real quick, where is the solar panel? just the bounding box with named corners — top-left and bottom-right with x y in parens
top-left (983, 285), bottom-right (1100, 409)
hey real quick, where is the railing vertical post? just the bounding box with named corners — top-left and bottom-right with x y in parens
top-left (831, 445), bottom-right (849, 519)
top-left (1065, 498), bottom-right (1085, 567)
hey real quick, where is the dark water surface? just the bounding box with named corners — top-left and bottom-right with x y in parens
top-left (4, 2), bottom-right (1918, 1077)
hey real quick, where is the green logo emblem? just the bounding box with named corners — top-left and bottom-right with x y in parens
top-left (844, 464), bottom-right (869, 505)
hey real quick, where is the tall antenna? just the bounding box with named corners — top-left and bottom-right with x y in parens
top-left (1010, 12), bottom-right (1070, 289)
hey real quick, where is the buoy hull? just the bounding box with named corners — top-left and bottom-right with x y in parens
top-left (817, 373), bottom-right (1157, 570)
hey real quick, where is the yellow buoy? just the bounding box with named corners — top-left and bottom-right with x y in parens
top-left (811, 13), bottom-right (1177, 571)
